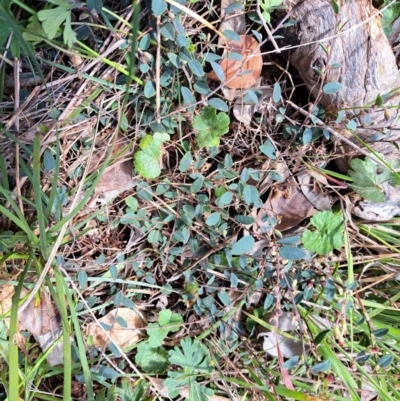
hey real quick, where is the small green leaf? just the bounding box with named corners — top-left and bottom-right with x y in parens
top-left (207, 98), bottom-right (229, 112)
top-left (223, 29), bottom-right (241, 41)
top-left (330, 0), bottom-right (339, 14)
top-left (243, 185), bottom-right (261, 206)
top-left (188, 59), bottom-right (205, 77)
top-left (152, 0), bottom-right (167, 16)
top-left (311, 359), bottom-right (331, 373)
top-left (377, 354), bottom-right (393, 368)
top-left (282, 356), bottom-right (300, 369)
top-left (273, 82), bottom-right (281, 103)
top-left (231, 235), bottom-right (255, 255)
top-left (144, 80), bottom-right (156, 98)
top-left (206, 212), bottom-right (221, 226)
top-left (259, 140), bottom-right (276, 159)
top-left (323, 82), bottom-right (342, 94)
top-left (179, 152), bottom-right (192, 172)
top-left (181, 86), bottom-right (196, 107)
top-left (193, 106), bottom-right (230, 148)
top-left (279, 246), bottom-right (307, 260)
top-left (210, 61), bottom-right (225, 82)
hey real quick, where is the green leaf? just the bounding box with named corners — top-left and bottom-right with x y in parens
top-left (193, 106), bottom-right (230, 148)
top-left (135, 342), bottom-right (169, 373)
top-left (37, 0), bottom-right (76, 47)
top-left (207, 97), bottom-right (228, 112)
top-left (134, 134), bottom-right (169, 179)
top-left (152, 0), bottom-right (167, 16)
top-left (181, 86), bottom-right (196, 107)
top-left (144, 80), bottom-right (156, 98)
top-left (302, 211), bottom-right (344, 255)
top-left (23, 15), bottom-right (46, 42)
top-left (279, 246), bottom-right (306, 260)
top-left (311, 359), bottom-right (331, 373)
top-left (179, 152), bottom-right (192, 172)
top-left (206, 212), bottom-right (221, 226)
top-left (330, 0), bottom-right (339, 14)
top-left (158, 309), bottom-right (183, 332)
top-left (231, 235), bottom-right (255, 255)
top-left (188, 59), bottom-right (205, 77)
top-left (259, 139), bottom-right (276, 159)
top-left (348, 155), bottom-right (399, 202)
top-left (322, 81), bottom-right (342, 94)
top-left (273, 82), bottom-right (281, 103)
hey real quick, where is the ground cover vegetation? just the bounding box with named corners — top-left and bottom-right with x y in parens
top-left (0, 0), bottom-right (399, 400)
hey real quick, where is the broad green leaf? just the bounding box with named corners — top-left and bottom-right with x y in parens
top-left (135, 342), bottom-right (169, 373)
top-left (181, 86), bottom-right (196, 107)
top-left (348, 155), bottom-right (399, 202)
top-left (158, 309), bottom-right (183, 332)
top-left (134, 135), bottom-right (169, 179)
top-left (193, 106), bottom-right (230, 148)
top-left (302, 211), bottom-right (344, 255)
top-left (231, 235), bottom-right (255, 255)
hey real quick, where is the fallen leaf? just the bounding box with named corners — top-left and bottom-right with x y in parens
top-left (297, 170), bottom-right (333, 211)
top-left (208, 35), bottom-right (263, 89)
top-left (254, 177), bottom-right (317, 233)
top-left (86, 307), bottom-right (146, 349)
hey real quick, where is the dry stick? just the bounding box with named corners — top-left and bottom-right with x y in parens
top-left (286, 100), bottom-right (388, 169)
top-left (256, 0), bottom-right (280, 53)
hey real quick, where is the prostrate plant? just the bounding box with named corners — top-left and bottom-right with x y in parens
top-left (348, 154), bottom-right (400, 202)
top-left (134, 133), bottom-right (170, 179)
top-left (192, 106), bottom-right (230, 148)
top-left (302, 210), bottom-right (344, 255)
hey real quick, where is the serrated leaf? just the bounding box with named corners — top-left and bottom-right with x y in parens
top-left (231, 235), bottom-right (255, 255)
top-left (158, 309), bottom-right (183, 332)
top-left (134, 135), bottom-right (165, 179)
top-left (348, 155), bottom-right (399, 202)
top-left (302, 211), bottom-right (344, 255)
top-left (37, 0), bottom-right (76, 46)
top-left (193, 106), bottom-right (230, 148)
top-left (135, 342), bottom-right (169, 373)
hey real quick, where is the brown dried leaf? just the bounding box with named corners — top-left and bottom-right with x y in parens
top-left (207, 35), bottom-right (263, 89)
top-left (254, 177), bottom-right (317, 233)
top-left (86, 308), bottom-right (146, 349)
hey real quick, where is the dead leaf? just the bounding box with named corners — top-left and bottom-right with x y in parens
top-left (207, 35), bottom-right (263, 89)
top-left (254, 177), bottom-right (317, 233)
top-left (233, 84), bottom-right (273, 125)
top-left (297, 170), bottom-right (333, 211)
top-left (86, 307), bottom-right (146, 349)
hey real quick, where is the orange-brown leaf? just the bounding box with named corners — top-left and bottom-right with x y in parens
top-left (207, 35), bottom-right (262, 89)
